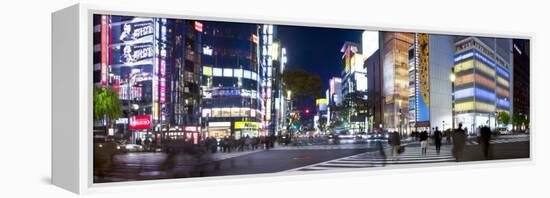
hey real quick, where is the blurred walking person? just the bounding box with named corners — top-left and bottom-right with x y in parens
top-left (452, 123), bottom-right (467, 162)
top-left (419, 131), bottom-right (428, 156)
top-left (433, 127), bottom-right (443, 155)
top-left (377, 141), bottom-right (387, 167)
top-left (389, 132), bottom-right (401, 159)
top-left (479, 126), bottom-right (491, 160)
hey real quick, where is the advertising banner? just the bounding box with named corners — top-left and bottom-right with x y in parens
top-left (129, 115), bottom-right (151, 130)
top-left (234, 121), bottom-right (260, 129)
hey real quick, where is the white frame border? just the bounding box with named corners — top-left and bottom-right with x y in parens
top-left (59, 2), bottom-right (536, 194)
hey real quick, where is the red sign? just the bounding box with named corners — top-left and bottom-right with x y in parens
top-left (129, 115), bottom-right (151, 130)
top-left (194, 21), bottom-right (203, 32)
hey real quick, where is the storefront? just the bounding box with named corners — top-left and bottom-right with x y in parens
top-left (164, 126), bottom-right (200, 144)
top-left (206, 122), bottom-right (232, 139)
top-left (234, 121), bottom-right (260, 138)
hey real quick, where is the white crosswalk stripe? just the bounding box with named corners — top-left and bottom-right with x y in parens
top-left (284, 135), bottom-right (529, 172)
top-left (466, 136), bottom-right (529, 145)
top-left (289, 146), bottom-right (455, 172)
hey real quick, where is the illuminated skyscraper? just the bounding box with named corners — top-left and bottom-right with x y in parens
top-left (380, 32), bottom-right (414, 133)
top-left (453, 37), bottom-right (513, 134)
top-left (408, 33), bottom-right (454, 132)
top-left (200, 22), bottom-right (262, 138)
top-left (341, 42), bottom-right (368, 133)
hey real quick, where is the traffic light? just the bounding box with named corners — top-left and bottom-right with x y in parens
top-left (304, 109), bottom-right (310, 114)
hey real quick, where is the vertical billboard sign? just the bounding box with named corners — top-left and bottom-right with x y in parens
top-left (100, 15), bottom-right (108, 87)
top-left (416, 33), bottom-right (430, 124)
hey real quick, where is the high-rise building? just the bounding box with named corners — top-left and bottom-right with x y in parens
top-left (407, 33), bottom-right (454, 132)
top-left (200, 21), bottom-right (262, 138)
top-left (92, 16), bottom-right (205, 144)
top-left (329, 77), bottom-right (343, 106)
top-left (512, 39), bottom-right (529, 124)
top-left (167, 20), bottom-right (203, 141)
top-left (341, 42), bottom-right (368, 133)
top-left (380, 32), bottom-right (414, 133)
top-left (453, 36), bottom-right (513, 134)
top-left (365, 50), bottom-right (382, 132)
top-left (259, 25), bottom-right (285, 135)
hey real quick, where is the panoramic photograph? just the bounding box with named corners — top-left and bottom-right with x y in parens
top-left (92, 14), bottom-right (530, 183)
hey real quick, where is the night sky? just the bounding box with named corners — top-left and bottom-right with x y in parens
top-left (276, 25), bottom-right (363, 92)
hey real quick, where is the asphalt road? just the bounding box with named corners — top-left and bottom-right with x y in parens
top-left (93, 135), bottom-right (530, 183)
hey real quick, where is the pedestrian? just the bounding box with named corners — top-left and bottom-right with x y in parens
top-left (480, 126), bottom-right (491, 160)
top-left (244, 135), bottom-right (251, 151)
top-left (377, 141), bottom-right (386, 167)
top-left (389, 131), bottom-right (401, 159)
top-left (452, 123), bottom-right (467, 162)
top-left (433, 127), bottom-right (443, 155)
top-left (446, 130), bottom-right (452, 144)
top-left (420, 130), bottom-right (428, 156)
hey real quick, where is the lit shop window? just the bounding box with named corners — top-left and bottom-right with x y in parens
top-left (203, 66), bottom-right (212, 76)
top-left (234, 69), bottom-right (243, 78)
top-left (212, 108), bottom-right (222, 117)
top-left (223, 68), bottom-right (233, 77)
top-left (231, 108), bottom-right (240, 117)
top-left (243, 70), bottom-right (252, 79)
top-left (202, 108), bottom-right (211, 117)
top-left (221, 108), bottom-right (231, 117)
top-left (213, 68), bottom-right (223, 77)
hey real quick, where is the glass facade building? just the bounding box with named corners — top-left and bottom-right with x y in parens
top-left (380, 32), bottom-right (414, 133)
top-left (200, 21), bottom-right (262, 138)
top-left (453, 37), bottom-right (512, 134)
top-left (407, 33), bottom-right (454, 132)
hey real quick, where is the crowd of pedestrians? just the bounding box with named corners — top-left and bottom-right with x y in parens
top-left (386, 123), bottom-right (493, 162)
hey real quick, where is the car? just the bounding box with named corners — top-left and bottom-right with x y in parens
top-left (497, 128), bottom-right (512, 135)
top-left (355, 132), bottom-right (368, 140)
top-left (119, 143), bottom-right (144, 152)
top-left (368, 132), bottom-right (389, 140)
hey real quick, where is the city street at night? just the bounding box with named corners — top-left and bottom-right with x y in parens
top-left (92, 13), bottom-right (531, 183)
top-left (94, 134), bottom-right (529, 183)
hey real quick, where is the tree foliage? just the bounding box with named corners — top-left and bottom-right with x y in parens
top-left (280, 68), bottom-right (323, 99)
top-left (497, 111), bottom-right (510, 126)
top-left (93, 87), bottom-right (123, 123)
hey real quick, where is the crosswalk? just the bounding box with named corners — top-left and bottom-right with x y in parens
top-left (288, 146), bottom-right (455, 172)
top-left (466, 135), bottom-right (530, 145)
top-left (287, 135), bottom-right (529, 172)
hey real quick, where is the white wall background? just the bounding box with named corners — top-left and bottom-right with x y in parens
top-left (0, 0), bottom-right (547, 197)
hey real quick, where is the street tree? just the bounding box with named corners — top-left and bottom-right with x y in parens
top-left (497, 111), bottom-right (510, 127)
top-left (512, 113), bottom-right (523, 132)
top-left (279, 68), bottom-right (323, 99)
top-left (94, 87), bottom-right (123, 136)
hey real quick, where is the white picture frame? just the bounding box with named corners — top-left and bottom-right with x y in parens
top-left (52, 3), bottom-right (534, 194)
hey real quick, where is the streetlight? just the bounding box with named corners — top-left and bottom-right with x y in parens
top-left (287, 90), bottom-right (292, 99)
top-left (449, 72), bottom-right (456, 131)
